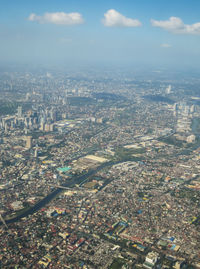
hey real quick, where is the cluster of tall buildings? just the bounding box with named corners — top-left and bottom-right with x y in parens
top-left (0, 106), bottom-right (59, 134)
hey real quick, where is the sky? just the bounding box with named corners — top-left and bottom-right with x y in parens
top-left (1, 0), bottom-right (200, 69)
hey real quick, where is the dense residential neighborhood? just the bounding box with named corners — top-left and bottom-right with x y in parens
top-left (0, 69), bottom-right (200, 268)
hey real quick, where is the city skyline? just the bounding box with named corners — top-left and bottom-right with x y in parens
top-left (1, 0), bottom-right (200, 68)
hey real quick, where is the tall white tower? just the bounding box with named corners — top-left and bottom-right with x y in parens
top-left (17, 106), bottom-right (22, 118)
top-left (166, 85), bottom-right (172, 94)
top-left (26, 136), bottom-right (32, 149)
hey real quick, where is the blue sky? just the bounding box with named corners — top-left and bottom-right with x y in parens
top-left (0, 0), bottom-right (200, 68)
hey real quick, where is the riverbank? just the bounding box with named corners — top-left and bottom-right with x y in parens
top-left (0, 161), bottom-right (116, 225)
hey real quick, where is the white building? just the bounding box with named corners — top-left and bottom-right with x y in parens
top-left (26, 136), bottom-right (32, 149)
top-left (143, 251), bottom-right (159, 269)
top-left (187, 135), bottom-right (196, 143)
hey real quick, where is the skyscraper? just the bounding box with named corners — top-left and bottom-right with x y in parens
top-left (26, 136), bottom-right (32, 149)
top-left (17, 106), bottom-right (23, 118)
top-left (166, 85), bottom-right (172, 94)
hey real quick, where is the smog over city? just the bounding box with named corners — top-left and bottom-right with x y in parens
top-left (0, 0), bottom-right (200, 268)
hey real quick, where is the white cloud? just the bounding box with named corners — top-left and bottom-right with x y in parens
top-left (161, 43), bottom-right (172, 48)
top-left (151, 17), bottom-right (200, 35)
top-left (102, 9), bottom-right (142, 27)
top-left (28, 12), bottom-right (84, 25)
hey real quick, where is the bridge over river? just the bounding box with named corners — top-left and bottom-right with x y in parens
top-left (0, 161), bottom-right (116, 226)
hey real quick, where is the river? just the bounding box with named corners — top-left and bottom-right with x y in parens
top-left (1, 161), bottom-right (115, 225)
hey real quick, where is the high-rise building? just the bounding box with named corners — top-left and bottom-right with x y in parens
top-left (4, 123), bottom-right (8, 133)
top-left (34, 148), bottom-right (38, 158)
top-left (26, 136), bottom-right (32, 149)
top-left (190, 105), bottom-right (195, 113)
top-left (173, 103), bottom-right (178, 111)
top-left (45, 124), bottom-right (50, 132)
top-left (17, 106), bottom-right (23, 118)
top-left (166, 85), bottom-right (172, 94)
top-left (40, 122), bottom-right (45, 131)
